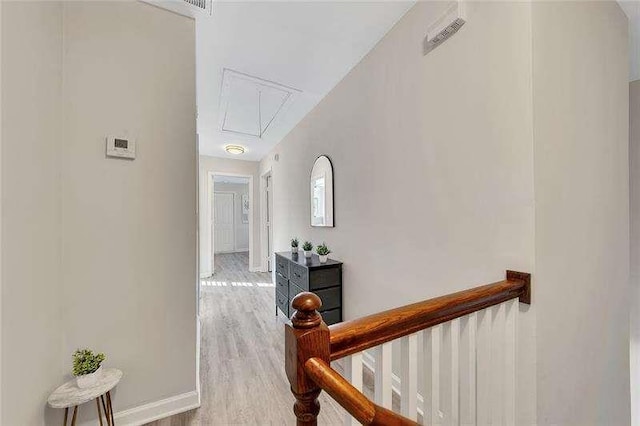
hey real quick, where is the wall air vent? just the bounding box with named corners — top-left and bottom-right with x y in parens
top-left (423, 1), bottom-right (466, 55)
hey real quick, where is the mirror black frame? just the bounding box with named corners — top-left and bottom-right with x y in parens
top-left (310, 155), bottom-right (334, 228)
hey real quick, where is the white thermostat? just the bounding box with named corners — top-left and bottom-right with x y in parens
top-left (106, 136), bottom-right (136, 159)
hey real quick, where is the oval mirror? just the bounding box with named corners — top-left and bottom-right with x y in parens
top-left (310, 155), bottom-right (334, 227)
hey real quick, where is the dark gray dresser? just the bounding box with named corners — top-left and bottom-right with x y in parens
top-left (275, 252), bottom-right (343, 325)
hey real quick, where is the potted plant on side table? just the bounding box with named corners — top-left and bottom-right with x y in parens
top-left (291, 238), bottom-right (299, 254)
top-left (302, 241), bottom-right (313, 258)
top-left (73, 349), bottom-right (106, 389)
top-left (316, 243), bottom-right (331, 264)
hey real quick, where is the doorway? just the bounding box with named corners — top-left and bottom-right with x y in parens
top-left (209, 173), bottom-right (254, 274)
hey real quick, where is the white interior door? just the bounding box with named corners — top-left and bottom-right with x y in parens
top-left (214, 192), bottom-right (235, 253)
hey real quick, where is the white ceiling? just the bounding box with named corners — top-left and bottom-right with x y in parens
top-left (620, 1), bottom-right (640, 81)
top-left (195, 1), bottom-right (414, 161)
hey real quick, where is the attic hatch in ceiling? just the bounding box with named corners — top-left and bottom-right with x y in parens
top-left (219, 69), bottom-right (301, 139)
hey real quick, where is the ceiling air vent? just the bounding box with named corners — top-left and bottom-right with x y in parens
top-left (140, 0), bottom-right (212, 18)
top-left (183, 0), bottom-right (208, 11)
top-left (423, 1), bottom-right (466, 55)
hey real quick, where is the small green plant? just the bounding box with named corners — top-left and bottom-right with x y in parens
top-left (302, 241), bottom-right (313, 251)
top-left (316, 243), bottom-right (331, 256)
top-left (72, 349), bottom-right (105, 376)
top-left (291, 238), bottom-right (299, 248)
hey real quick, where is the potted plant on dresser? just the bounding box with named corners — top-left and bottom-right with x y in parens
top-left (73, 348), bottom-right (106, 388)
top-left (316, 243), bottom-right (331, 263)
top-left (302, 241), bottom-right (313, 258)
top-left (291, 238), bottom-right (299, 254)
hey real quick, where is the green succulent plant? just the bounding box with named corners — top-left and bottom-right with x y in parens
top-left (316, 243), bottom-right (331, 256)
top-left (291, 238), bottom-right (299, 248)
top-left (72, 349), bottom-right (105, 376)
top-left (302, 241), bottom-right (313, 251)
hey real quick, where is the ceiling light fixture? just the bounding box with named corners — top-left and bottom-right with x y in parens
top-left (225, 145), bottom-right (245, 155)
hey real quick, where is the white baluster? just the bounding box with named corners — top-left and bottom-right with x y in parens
top-left (449, 319), bottom-right (460, 426)
top-left (504, 299), bottom-right (518, 425)
top-left (374, 342), bottom-right (393, 409)
top-left (343, 353), bottom-right (363, 425)
top-left (400, 334), bottom-right (418, 420)
top-left (422, 325), bottom-right (442, 425)
top-left (459, 312), bottom-right (477, 426)
top-left (476, 307), bottom-right (492, 425)
top-left (491, 302), bottom-right (506, 425)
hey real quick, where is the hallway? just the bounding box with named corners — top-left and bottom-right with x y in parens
top-left (146, 252), bottom-right (345, 425)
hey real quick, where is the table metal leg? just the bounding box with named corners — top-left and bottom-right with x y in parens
top-left (96, 397), bottom-right (104, 426)
top-left (106, 391), bottom-right (115, 425)
top-left (70, 406), bottom-right (78, 426)
top-left (101, 395), bottom-right (111, 426)
top-left (63, 407), bottom-right (68, 426)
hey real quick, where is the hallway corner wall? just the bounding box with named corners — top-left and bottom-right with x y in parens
top-left (630, 79), bottom-right (640, 426)
top-left (532, 2), bottom-right (630, 424)
top-left (1, 1), bottom-right (65, 424)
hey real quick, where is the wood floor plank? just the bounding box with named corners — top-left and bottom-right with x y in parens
top-left (145, 252), bottom-right (346, 425)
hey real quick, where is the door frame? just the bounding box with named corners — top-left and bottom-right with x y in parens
top-left (207, 171), bottom-right (254, 273)
top-left (260, 168), bottom-right (273, 273)
top-left (212, 191), bottom-right (236, 254)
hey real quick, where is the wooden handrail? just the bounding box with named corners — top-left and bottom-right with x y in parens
top-left (329, 270), bottom-right (530, 360)
top-left (305, 357), bottom-right (419, 425)
top-left (284, 270), bottom-right (531, 425)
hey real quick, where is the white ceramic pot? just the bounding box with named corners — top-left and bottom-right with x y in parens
top-left (291, 246), bottom-right (298, 253)
top-left (304, 250), bottom-right (312, 258)
top-left (319, 254), bottom-right (328, 263)
top-left (76, 366), bottom-right (103, 389)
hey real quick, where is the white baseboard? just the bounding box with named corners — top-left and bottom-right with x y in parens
top-left (103, 390), bottom-right (200, 426)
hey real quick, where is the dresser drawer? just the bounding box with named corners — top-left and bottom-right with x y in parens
top-left (275, 255), bottom-right (289, 279)
top-left (289, 282), bottom-right (305, 301)
top-left (315, 286), bottom-right (341, 311)
top-left (276, 291), bottom-right (289, 317)
top-left (309, 267), bottom-right (341, 290)
top-left (276, 274), bottom-right (288, 296)
top-left (320, 308), bottom-right (341, 326)
top-left (289, 262), bottom-right (308, 289)
top-left (289, 283), bottom-right (341, 312)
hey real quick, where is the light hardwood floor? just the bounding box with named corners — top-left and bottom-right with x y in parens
top-left (145, 252), bottom-right (346, 425)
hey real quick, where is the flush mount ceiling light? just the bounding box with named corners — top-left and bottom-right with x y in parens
top-left (225, 144), bottom-right (245, 155)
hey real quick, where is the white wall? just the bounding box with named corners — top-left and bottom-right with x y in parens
top-left (260, 1), bottom-right (632, 423)
top-left (1, 2), bottom-right (65, 424)
top-left (2, 2), bottom-right (198, 424)
top-left (200, 156), bottom-right (261, 275)
top-left (213, 182), bottom-right (250, 252)
top-left (61, 2), bottom-right (197, 421)
top-left (260, 3), bottom-right (537, 422)
top-left (629, 78), bottom-right (640, 426)
top-left (532, 3), bottom-right (630, 424)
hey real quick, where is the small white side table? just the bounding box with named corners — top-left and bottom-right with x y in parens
top-left (48, 368), bottom-right (123, 426)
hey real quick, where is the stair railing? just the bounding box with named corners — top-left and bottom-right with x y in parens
top-left (284, 270), bottom-right (531, 425)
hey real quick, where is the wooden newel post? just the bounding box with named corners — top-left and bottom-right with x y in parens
top-left (285, 292), bottom-right (330, 426)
